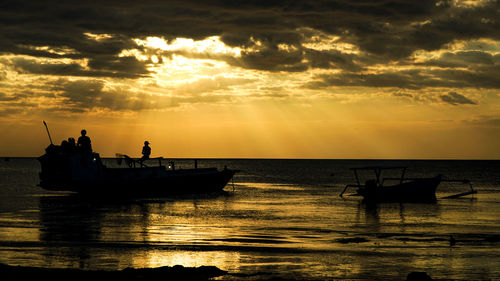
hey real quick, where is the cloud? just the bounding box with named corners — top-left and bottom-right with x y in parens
top-left (440, 91), bottom-right (477, 105)
top-left (305, 62), bottom-right (500, 90)
top-left (306, 70), bottom-right (445, 90)
top-left (304, 49), bottom-right (363, 72)
top-left (0, 90), bottom-right (39, 117)
top-left (57, 79), bottom-right (105, 105)
top-left (1, 0), bottom-right (499, 115)
top-left (42, 76), bottom-right (251, 113)
top-left (0, 91), bottom-right (31, 102)
top-left (392, 92), bottom-right (413, 98)
top-left (418, 50), bottom-right (495, 68)
top-left (8, 55), bottom-right (149, 79)
top-left (237, 48), bottom-right (307, 72)
top-left (1, 0), bottom-right (499, 73)
top-left (47, 79), bottom-right (166, 112)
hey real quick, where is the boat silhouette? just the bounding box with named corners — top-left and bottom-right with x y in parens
top-left (38, 144), bottom-right (237, 197)
top-left (340, 166), bottom-right (476, 203)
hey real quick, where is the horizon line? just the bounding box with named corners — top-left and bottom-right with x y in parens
top-left (1, 156), bottom-right (499, 161)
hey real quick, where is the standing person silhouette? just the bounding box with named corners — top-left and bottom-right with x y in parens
top-left (141, 141), bottom-right (151, 166)
top-left (77, 129), bottom-right (92, 152)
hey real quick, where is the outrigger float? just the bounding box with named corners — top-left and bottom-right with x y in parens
top-left (37, 122), bottom-right (238, 197)
top-left (339, 166), bottom-right (476, 203)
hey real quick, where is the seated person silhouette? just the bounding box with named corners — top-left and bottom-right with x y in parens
top-left (77, 129), bottom-right (92, 152)
top-left (68, 137), bottom-right (76, 147)
top-left (140, 141), bottom-right (151, 166)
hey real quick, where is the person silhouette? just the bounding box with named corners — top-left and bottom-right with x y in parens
top-left (68, 137), bottom-right (76, 147)
top-left (77, 129), bottom-right (92, 152)
top-left (141, 141), bottom-right (151, 165)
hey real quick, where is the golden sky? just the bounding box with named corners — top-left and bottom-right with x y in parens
top-left (1, 0), bottom-right (499, 159)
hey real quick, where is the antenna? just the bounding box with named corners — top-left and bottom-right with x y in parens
top-left (43, 120), bottom-right (53, 145)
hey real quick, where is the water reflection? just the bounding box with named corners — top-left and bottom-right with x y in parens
top-left (2, 158), bottom-right (500, 280)
top-left (37, 193), bottom-right (242, 270)
top-left (350, 201), bottom-right (444, 248)
top-left (10, 183), bottom-right (496, 279)
top-left (356, 201), bottom-right (442, 225)
top-left (39, 196), bottom-right (103, 243)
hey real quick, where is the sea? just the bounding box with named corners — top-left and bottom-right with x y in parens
top-left (0, 158), bottom-right (499, 280)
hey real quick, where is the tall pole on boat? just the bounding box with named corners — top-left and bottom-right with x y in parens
top-left (42, 120), bottom-right (53, 145)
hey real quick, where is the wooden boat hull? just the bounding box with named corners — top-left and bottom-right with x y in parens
top-left (39, 167), bottom-right (237, 197)
top-left (357, 175), bottom-right (441, 203)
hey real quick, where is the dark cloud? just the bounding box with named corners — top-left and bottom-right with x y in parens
top-left (440, 91), bottom-right (477, 105)
top-left (0, 92), bottom-right (30, 102)
top-left (11, 56), bottom-right (147, 78)
top-left (305, 49), bottom-right (363, 71)
top-left (237, 48), bottom-right (307, 72)
top-left (5, 46), bottom-right (149, 79)
top-left (306, 62), bottom-right (500, 90)
top-left (392, 92), bottom-right (413, 98)
top-left (0, 107), bottom-right (25, 117)
top-left (0, 0), bottom-right (499, 90)
top-left (418, 51), bottom-right (495, 68)
top-left (42, 77), bottom-right (244, 113)
top-left (0, 90), bottom-right (38, 116)
top-left (306, 70), bottom-right (444, 90)
top-left (56, 79), bottom-right (105, 106)
top-left (47, 79), bottom-right (164, 112)
top-left (0, 92), bottom-right (11, 101)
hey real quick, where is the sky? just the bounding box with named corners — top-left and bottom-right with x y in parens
top-left (0, 0), bottom-right (499, 159)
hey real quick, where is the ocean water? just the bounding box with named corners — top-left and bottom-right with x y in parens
top-left (0, 158), bottom-right (499, 280)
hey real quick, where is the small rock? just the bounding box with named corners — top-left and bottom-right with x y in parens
top-left (406, 271), bottom-right (433, 281)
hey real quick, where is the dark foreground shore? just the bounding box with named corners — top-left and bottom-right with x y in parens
top-left (0, 263), bottom-right (227, 281)
top-left (0, 263), bottom-right (436, 281)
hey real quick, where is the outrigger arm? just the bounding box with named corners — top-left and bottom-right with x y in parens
top-left (440, 179), bottom-right (477, 199)
top-left (339, 184), bottom-right (361, 198)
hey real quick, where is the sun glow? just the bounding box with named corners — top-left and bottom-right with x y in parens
top-left (135, 36), bottom-right (242, 57)
top-left (132, 250), bottom-right (241, 271)
top-left (119, 36), bottom-right (248, 85)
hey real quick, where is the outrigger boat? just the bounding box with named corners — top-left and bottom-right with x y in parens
top-left (339, 166), bottom-right (476, 203)
top-left (38, 145), bottom-right (237, 196)
top-left (37, 122), bottom-right (237, 197)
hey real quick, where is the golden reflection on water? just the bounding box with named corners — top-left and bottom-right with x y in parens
top-left (0, 226), bottom-right (39, 242)
top-left (131, 250), bottom-right (241, 272)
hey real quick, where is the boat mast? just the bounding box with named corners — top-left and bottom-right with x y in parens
top-left (42, 120), bottom-right (53, 145)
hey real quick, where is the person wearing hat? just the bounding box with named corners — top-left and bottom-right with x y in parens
top-left (141, 141), bottom-right (151, 165)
